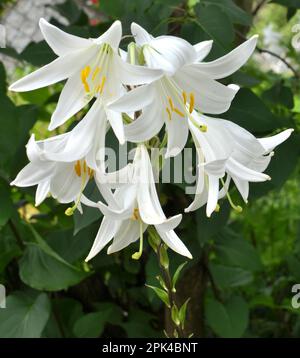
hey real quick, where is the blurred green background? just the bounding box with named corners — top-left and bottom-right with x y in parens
top-left (0, 0), bottom-right (300, 338)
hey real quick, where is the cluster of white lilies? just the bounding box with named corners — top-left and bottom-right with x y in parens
top-left (10, 20), bottom-right (293, 261)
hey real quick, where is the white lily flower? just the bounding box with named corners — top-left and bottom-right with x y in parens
top-left (109, 23), bottom-right (257, 157)
top-left (9, 19), bottom-right (163, 133)
top-left (186, 111), bottom-right (294, 216)
top-left (11, 133), bottom-right (96, 215)
top-left (84, 144), bottom-right (192, 261)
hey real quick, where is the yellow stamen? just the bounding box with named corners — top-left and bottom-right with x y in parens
top-left (215, 204), bottom-right (220, 212)
top-left (189, 92), bottom-right (195, 113)
top-left (88, 167), bottom-right (94, 178)
top-left (74, 160), bottom-right (81, 177)
top-left (182, 91), bottom-right (187, 105)
top-left (99, 76), bottom-right (106, 94)
top-left (174, 107), bottom-right (185, 117)
top-left (81, 66), bottom-right (91, 93)
top-left (92, 66), bottom-right (100, 81)
top-left (168, 97), bottom-right (174, 111)
top-left (83, 161), bottom-right (87, 173)
top-left (131, 208), bottom-right (139, 221)
top-left (166, 107), bottom-right (172, 121)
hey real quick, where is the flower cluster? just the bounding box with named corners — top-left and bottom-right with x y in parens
top-left (10, 20), bottom-right (293, 261)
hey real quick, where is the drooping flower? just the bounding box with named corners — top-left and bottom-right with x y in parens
top-left (11, 132), bottom-right (96, 215)
top-left (186, 112), bottom-right (294, 216)
top-left (9, 19), bottom-right (163, 134)
top-left (109, 23), bottom-right (258, 157)
top-left (83, 144), bottom-right (192, 261)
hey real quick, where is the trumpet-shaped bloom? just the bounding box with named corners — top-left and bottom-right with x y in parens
top-left (186, 112), bottom-right (294, 216)
top-left (9, 19), bottom-right (163, 132)
top-left (83, 144), bottom-right (192, 261)
top-left (109, 23), bottom-right (258, 157)
top-left (11, 133), bottom-right (96, 214)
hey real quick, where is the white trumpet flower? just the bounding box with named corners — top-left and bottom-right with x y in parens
top-left (9, 19), bottom-right (163, 134)
top-left (109, 23), bottom-right (258, 157)
top-left (83, 144), bottom-right (192, 261)
top-left (186, 112), bottom-right (294, 216)
top-left (11, 133), bottom-right (96, 215)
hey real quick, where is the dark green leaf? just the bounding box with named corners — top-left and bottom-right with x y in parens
top-left (0, 292), bottom-right (50, 338)
top-left (205, 296), bottom-right (249, 337)
top-left (209, 263), bottom-right (253, 288)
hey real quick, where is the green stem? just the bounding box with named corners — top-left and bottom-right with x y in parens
top-left (156, 243), bottom-right (186, 338)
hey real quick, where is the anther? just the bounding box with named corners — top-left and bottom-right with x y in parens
top-left (174, 107), bottom-right (184, 117)
top-left (189, 92), bottom-right (195, 113)
top-left (74, 160), bottom-right (81, 177)
top-left (168, 97), bottom-right (174, 111)
top-left (99, 76), bottom-right (106, 94)
top-left (166, 107), bottom-right (172, 121)
top-left (182, 91), bottom-right (187, 105)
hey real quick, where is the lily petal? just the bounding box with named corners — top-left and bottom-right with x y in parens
top-left (206, 175), bottom-right (219, 217)
top-left (226, 157), bottom-right (271, 182)
top-left (9, 46), bottom-right (98, 92)
top-left (85, 217), bottom-right (121, 261)
top-left (107, 219), bottom-right (146, 254)
top-left (258, 129), bottom-right (294, 152)
top-left (187, 35), bottom-right (258, 79)
top-left (39, 18), bottom-right (91, 56)
top-left (49, 74), bottom-right (91, 130)
top-left (93, 20), bottom-right (122, 49)
top-left (194, 40), bottom-right (213, 61)
top-left (109, 83), bottom-right (155, 112)
top-left (174, 70), bottom-right (239, 114)
top-left (35, 180), bottom-right (50, 206)
top-left (155, 227), bottom-right (193, 259)
top-left (114, 54), bottom-right (163, 85)
top-left (124, 104), bottom-right (164, 142)
top-left (131, 22), bottom-right (153, 46)
top-left (11, 162), bottom-right (55, 187)
top-left (106, 109), bottom-right (125, 145)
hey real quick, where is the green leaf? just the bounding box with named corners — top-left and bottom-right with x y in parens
top-left (53, 0), bottom-right (87, 24)
top-left (20, 41), bottom-right (56, 66)
top-left (146, 285), bottom-right (170, 307)
top-left (262, 83), bottom-right (294, 109)
top-left (171, 305), bottom-right (180, 326)
top-left (73, 303), bottom-right (122, 338)
top-left (215, 230), bottom-right (263, 272)
top-left (201, 0), bottom-right (252, 25)
top-left (251, 133), bottom-right (300, 197)
top-left (0, 178), bottom-right (14, 227)
top-left (205, 296), bottom-right (249, 338)
top-left (19, 226), bottom-right (89, 291)
top-left (74, 181), bottom-right (102, 234)
top-left (19, 243), bottom-right (89, 291)
top-left (172, 262), bottom-right (187, 290)
top-left (222, 88), bottom-right (282, 132)
top-left (209, 263), bottom-right (253, 288)
top-left (0, 226), bottom-right (22, 273)
top-left (0, 292), bottom-right (50, 338)
top-left (287, 255), bottom-right (300, 281)
top-left (194, 4), bottom-right (234, 49)
top-left (178, 298), bottom-right (190, 327)
top-left (272, 0), bottom-right (300, 8)
top-left (196, 201), bottom-right (230, 244)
